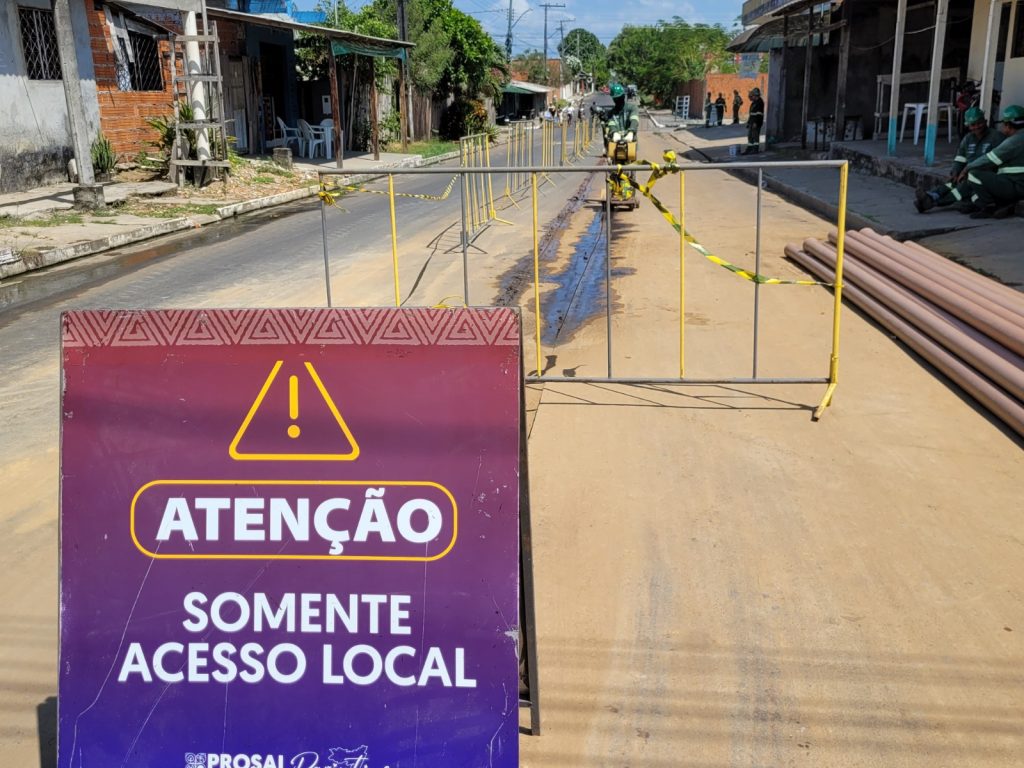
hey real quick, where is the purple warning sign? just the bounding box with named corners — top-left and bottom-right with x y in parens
top-left (59, 308), bottom-right (521, 768)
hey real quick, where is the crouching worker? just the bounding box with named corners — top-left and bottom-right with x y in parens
top-left (961, 104), bottom-right (1024, 219)
top-left (915, 107), bottom-right (1002, 212)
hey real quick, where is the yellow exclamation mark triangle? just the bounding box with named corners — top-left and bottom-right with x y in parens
top-left (228, 361), bottom-right (360, 461)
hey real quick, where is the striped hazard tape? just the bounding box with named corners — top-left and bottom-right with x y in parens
top-left (317, 183), bottom-right (348, 212)
top-left (341, 174), bottom-right (460, 201)
top-left (608, 154), bottom-right (830, 287)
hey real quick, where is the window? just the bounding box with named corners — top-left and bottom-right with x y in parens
top-left (1013, 3), bottom-right (1024, 60)
top-left (121, 31), bottom-right (164, 91)
top-left (18, 7), bottom-right (62, 80)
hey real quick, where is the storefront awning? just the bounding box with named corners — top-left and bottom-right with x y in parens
top-left (206, 7), bottom-right (413, 58)
top-left (503, 80), bottom-right (552, 95)
top-left (330, 40), bottom-right (406, 59)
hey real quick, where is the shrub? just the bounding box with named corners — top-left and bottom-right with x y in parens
top-left (440, 99), bottom-right (489, 140)
top-left (90, 133), bottom-right (117, 175)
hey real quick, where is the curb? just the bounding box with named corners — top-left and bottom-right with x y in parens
top-left (0, 151), bottom-right (462, 281)
top-left (727, 166), bottom-right (971, 241)
top-left (663, 135), bottom-right (967, 242)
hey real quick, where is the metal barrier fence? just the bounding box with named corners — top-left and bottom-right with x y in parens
top-left (459, 133), bottom-right (505, 240)
top-left (316, 159), bottom-right (850, 418)
top-left (504, 121), bottom-right (534, 199)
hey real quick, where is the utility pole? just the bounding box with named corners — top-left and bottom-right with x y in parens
top-left (397, 0), bottom-right (411, 146)
top-left (506, 0), bottom-right (513, 62)
top-left (557, 18), bottom-right (575, 91)
top-left (505, 1), bottom-right (531, 65)
top-left (539, 3), bottom-right (565, 86)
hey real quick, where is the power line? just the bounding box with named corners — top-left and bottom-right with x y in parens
top-left (539, 2), bottom-right (565, 86)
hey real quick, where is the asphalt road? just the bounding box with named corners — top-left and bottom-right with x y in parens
top-left (2, 123), bottom-right (1023, 768)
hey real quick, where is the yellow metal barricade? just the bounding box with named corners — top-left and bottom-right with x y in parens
top-left (315, 157), bottom-right (850, 418)
top-left (460, 132), bottom-right (511, 239)
top-left (504, 120), bottom-right (534, 201)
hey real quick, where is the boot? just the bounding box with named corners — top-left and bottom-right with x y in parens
top-left (970, 205), bottom-right (997, 219)
top-left (914, 191), bottom-right (935, 213)
top-left (957, 201), bottom-right (980, 214)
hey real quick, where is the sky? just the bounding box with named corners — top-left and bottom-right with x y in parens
top-left (295, 0), bottom-right (745, 57)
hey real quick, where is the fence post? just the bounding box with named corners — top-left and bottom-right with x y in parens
top-left (532, 172), bottom-right (542, 378)
top-left (815, 161), bottom-right (849, 419)
top-left (460, 169), bottom-right (470, 305)
top-left (605, 177), bottom-right (613, 378)
top-left (679, 170), bottom-right (685, 378)
top-left (388, 173), bottom-right (400, 307)
top-left (319, 186), bottom-right (333, 308)
top-left (753, 168), bottom-right (763, 378)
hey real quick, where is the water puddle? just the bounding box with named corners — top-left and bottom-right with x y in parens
top-left (0, 200), bottom-right (313, 317)
top-left (542, 209), bottom-right (607, 346)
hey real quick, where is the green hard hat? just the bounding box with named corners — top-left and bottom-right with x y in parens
top-left (964, 106), bottom-right (985, 126)
top-left (610, 83), bottom-right (625, 98)
top-left (1003, 104), bottom-right (1024, 126)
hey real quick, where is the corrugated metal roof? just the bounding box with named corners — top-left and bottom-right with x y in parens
top-left (504, 80), bottom-right (552, 95)
top-left (205, 7), bottom-right (413, 50)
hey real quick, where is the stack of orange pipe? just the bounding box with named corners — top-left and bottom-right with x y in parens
top-left (785, 228), bottom-right (1024, 438)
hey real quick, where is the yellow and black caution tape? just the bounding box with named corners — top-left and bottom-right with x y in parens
top-left (318, 182), bottom-right (348, 212)
top-left (338, 174), bottom-right (460, 202)
top-left (606, 155), bottom-right (829, 287)
top-left (432, 295), bottom-right (467, 308)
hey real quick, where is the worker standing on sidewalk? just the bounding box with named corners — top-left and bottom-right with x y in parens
top-left (743, 87), bottom-right (764, 154)
top-left (961, 104), bottom-right (1024, 219)
top-left (732, 90), bottom-right (743, 124)
top-left (915, 107), bottom-right (1003, 213)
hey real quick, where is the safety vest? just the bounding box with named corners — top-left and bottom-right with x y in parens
top-left (607, 104), bottom-right (639, 134)
top-left (967, 130), bottom-right (1024, 175)
top-left (952, 127), bottom-right (1003, 175)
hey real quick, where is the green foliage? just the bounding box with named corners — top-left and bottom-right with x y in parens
top-left (608, 18), bottom-right (733, 104)
top-left (400, 139), bottom-right (459, 157)
top-left (90, 133), bottom-right (117, 175)
top-left (298, 0), bottom-right (504, 101)
top-left (380, 109), bottom-right (402, 145)
top-left (439, 98), bottom-right (488, 140)
top-left (437, 7), bottom-right (506, 97)
top-left (145, 102), bottom-right (196, 165)
top-left (558, 29), bottom-right (609, 84)
top-left (511, 50), bottom-right (547, 85)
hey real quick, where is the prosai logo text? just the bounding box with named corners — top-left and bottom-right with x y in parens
top-left (186, 753), bottom-right (286, 768)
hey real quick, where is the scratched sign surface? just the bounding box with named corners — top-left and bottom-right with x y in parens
top-left (59, 308), bottom-right (521, 768)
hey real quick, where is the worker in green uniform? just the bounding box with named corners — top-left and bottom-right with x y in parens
top-left (603, 83), bottom-right (639, 144)
top-left (915, 107), bottom-right (1002, 212)
top-left (961, 104), bottom-right (1024, 218)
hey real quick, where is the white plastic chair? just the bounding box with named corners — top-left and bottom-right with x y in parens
top-left (900, 102), bottom-right (953, 145)
top-left (298, 119), bottom-right (325, 158)
top-left (276, 116), bottom-right (303, 154)
top-left (319, 118), bottom-right (335, 158)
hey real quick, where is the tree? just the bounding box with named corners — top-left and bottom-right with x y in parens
top-left (440, 7), bottom-right (507, 98)
top-left (511, 49), bottom-right (547, 85)
top-left (557, 28), bottom-right (608, 84)
top-left (298, 0), bottom-right (504, 100)
top-left (607, 18), bottom-right (733, 104)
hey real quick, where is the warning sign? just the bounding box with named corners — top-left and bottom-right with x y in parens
top-left (59, 308), bottom-right (521, 768)
top-left (229, 360), bottom-right (360, 460)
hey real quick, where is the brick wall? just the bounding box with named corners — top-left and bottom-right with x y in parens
top-left (706, 73), bottom-right (769, 120)
top-left (87, 6), bottom-right (175, 160)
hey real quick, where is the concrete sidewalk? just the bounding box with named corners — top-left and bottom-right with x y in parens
top-left (664, 124), bottom-right (1024, 289)
top-left (0, 149), bottom-right (457, 281)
